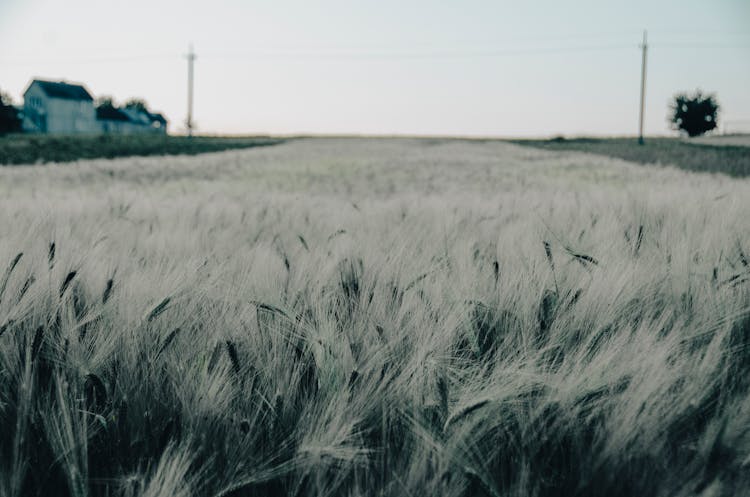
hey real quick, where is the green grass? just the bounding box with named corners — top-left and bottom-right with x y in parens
top-left (0, 138), bottom-right (748, 497)
top-left (0, 134), bottom-right (285, 165)
top-left (511, 137), bottom-right (750, 177)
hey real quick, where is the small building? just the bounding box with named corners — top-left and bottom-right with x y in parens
top-left (22, 79), bottom-right (99, 134)
top-left (148, 112), bottom-right (168, 134)
top-left (97, 105), bottom-right (168, 135)
top-left (120, 106), bottom-right (167, 135)
top-left (95, 105), bottom-right (133, 134)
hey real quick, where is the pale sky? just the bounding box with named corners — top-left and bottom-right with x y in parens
top-left (1, 0), bottom-right (748, 137)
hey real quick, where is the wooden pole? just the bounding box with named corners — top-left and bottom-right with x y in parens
top-left (638, 31), bottom-right (647, 145)
top-left (186, 44), bottom-right (196, 137)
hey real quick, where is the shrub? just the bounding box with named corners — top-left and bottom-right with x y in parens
top-left (669, 90), bottom-right (719, 137)
top-left (0, 89), bottom-right (22, 135)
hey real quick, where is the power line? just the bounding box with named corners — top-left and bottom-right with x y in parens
top-left (651, 42), bottom-right (750, 49)
top-left (200, 44), bottom-right (638, 61)
top-left (0, 53), bottom-right (180, 66)
top-left (0, 39), bottom-right (747, 66)
top-left (192, 41), bottom-right (748, 61)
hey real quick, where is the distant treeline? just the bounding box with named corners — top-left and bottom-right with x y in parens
top-left (512, 137), bottom-right (750, 178)
top-left (0, 134), bottom-right (285, 165)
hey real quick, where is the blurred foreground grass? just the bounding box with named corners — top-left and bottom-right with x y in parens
top-left (0, 139), bottom-right (748, 496)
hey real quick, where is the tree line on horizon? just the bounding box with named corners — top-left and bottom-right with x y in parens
top-left (0, 87), bottom-right (722, 138)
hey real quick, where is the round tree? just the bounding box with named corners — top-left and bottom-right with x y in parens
top-left (669, 90), bottom-right (719, 137)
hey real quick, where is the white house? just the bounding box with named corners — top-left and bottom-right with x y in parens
top-left (22, 79), bottom-right (99, 134)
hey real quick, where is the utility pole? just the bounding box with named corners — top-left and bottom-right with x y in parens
top-left (638, 30), bottom-right (647, 145)
top-left (186, 43), bottom-right (196, 137)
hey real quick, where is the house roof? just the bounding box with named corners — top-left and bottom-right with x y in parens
top-left (96, 105), bottom-right (131, 122)
top-left (31, 79), bottom-right (94, 101)
top-left (120, 106), bottom-right (151, 124)
top-left (96, 105), bottom-right (168, 126)
top-left (148, 112), bottom-right (168, 124)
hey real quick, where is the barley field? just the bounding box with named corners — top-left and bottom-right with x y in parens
top-left (0, 138), bottom-right (749, 497)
